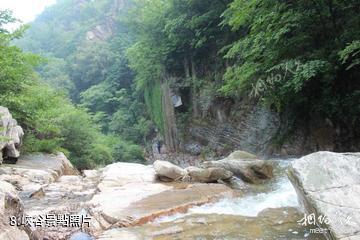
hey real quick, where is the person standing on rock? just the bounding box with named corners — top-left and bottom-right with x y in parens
top-left (156, 140), bottom-right (162, 154)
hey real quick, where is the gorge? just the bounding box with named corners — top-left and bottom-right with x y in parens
top-left (0, 0), bottom-right (359, 239)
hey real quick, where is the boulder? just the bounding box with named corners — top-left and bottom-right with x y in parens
top-left (185, 166), bottom-right (233, 183)
top-left (201, 152), bottom-right (273, 183)
top-left (184, 142), bottom-right (202, 156)
top-left (153, 160), bottom-right (187, 181)
top-left (17, 152), bottom-right (79, 176)
top-left (83, 170), bottom-right (99, 179)
top-left (0, 106), bottom-right (24, 163)
top-left (0, 180), bottom-right (29, 240)
top-left (288, 151), bottom-right (360, 240)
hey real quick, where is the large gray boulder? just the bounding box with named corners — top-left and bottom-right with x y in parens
top-left (288, 151), bottom-right (360, 240)
top-left (184, 142), bottom-right (202, 156)
top-left (185, 166), bottom-right (233, 183)
top-left (153, 160), bottom-right (187, 181)
top-left (0, 106), bottom-right (24, 163)
top-left (201, 151), bottom-right (273, 183)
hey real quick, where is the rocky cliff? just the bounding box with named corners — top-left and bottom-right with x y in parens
top-left (0, 106), bottom-right (24, 164)
top-left (162, 91), bottom-right (359, 157)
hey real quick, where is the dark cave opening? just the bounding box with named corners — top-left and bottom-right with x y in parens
top-left (2, 148), bottom-right (18, 164)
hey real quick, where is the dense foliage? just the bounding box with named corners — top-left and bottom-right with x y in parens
top-left (0, 10), bottom-right (118, 169)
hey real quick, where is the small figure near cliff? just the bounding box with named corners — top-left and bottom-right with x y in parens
top-left (152, 137), bottom-right (164, 155)
top-left (156, 140), bottom-right (162, 154)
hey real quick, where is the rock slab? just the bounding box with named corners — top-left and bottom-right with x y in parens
top-left (88, 162), bottom-right (234, 237)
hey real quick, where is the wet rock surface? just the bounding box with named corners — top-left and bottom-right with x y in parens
top-left (288, 151), bottom-right (360, 240)
top-left (98, 208), bottom-right (325, 240)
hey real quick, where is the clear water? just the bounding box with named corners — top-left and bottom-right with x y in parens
top-left (189, 176), bottom-right (298, 217)
top-left (147, 159), bottom-right (326, 239)
top-left (157, 159), bottom-right (300, 221)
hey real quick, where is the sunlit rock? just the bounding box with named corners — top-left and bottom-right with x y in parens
top-left (0, 153), bottom-right (79, 187)
top-left (87, 162), bottom-right (234, 237)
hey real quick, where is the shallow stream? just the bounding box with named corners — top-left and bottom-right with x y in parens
top-left (145, 160), bottom-right (327, 240)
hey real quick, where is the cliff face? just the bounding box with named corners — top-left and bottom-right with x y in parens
top-left (189, 104), bottom-right (280, 156)
top-left (161, 91), bottom-right (359, 157)
top-left (85, 0), bottom-right (126, 42)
